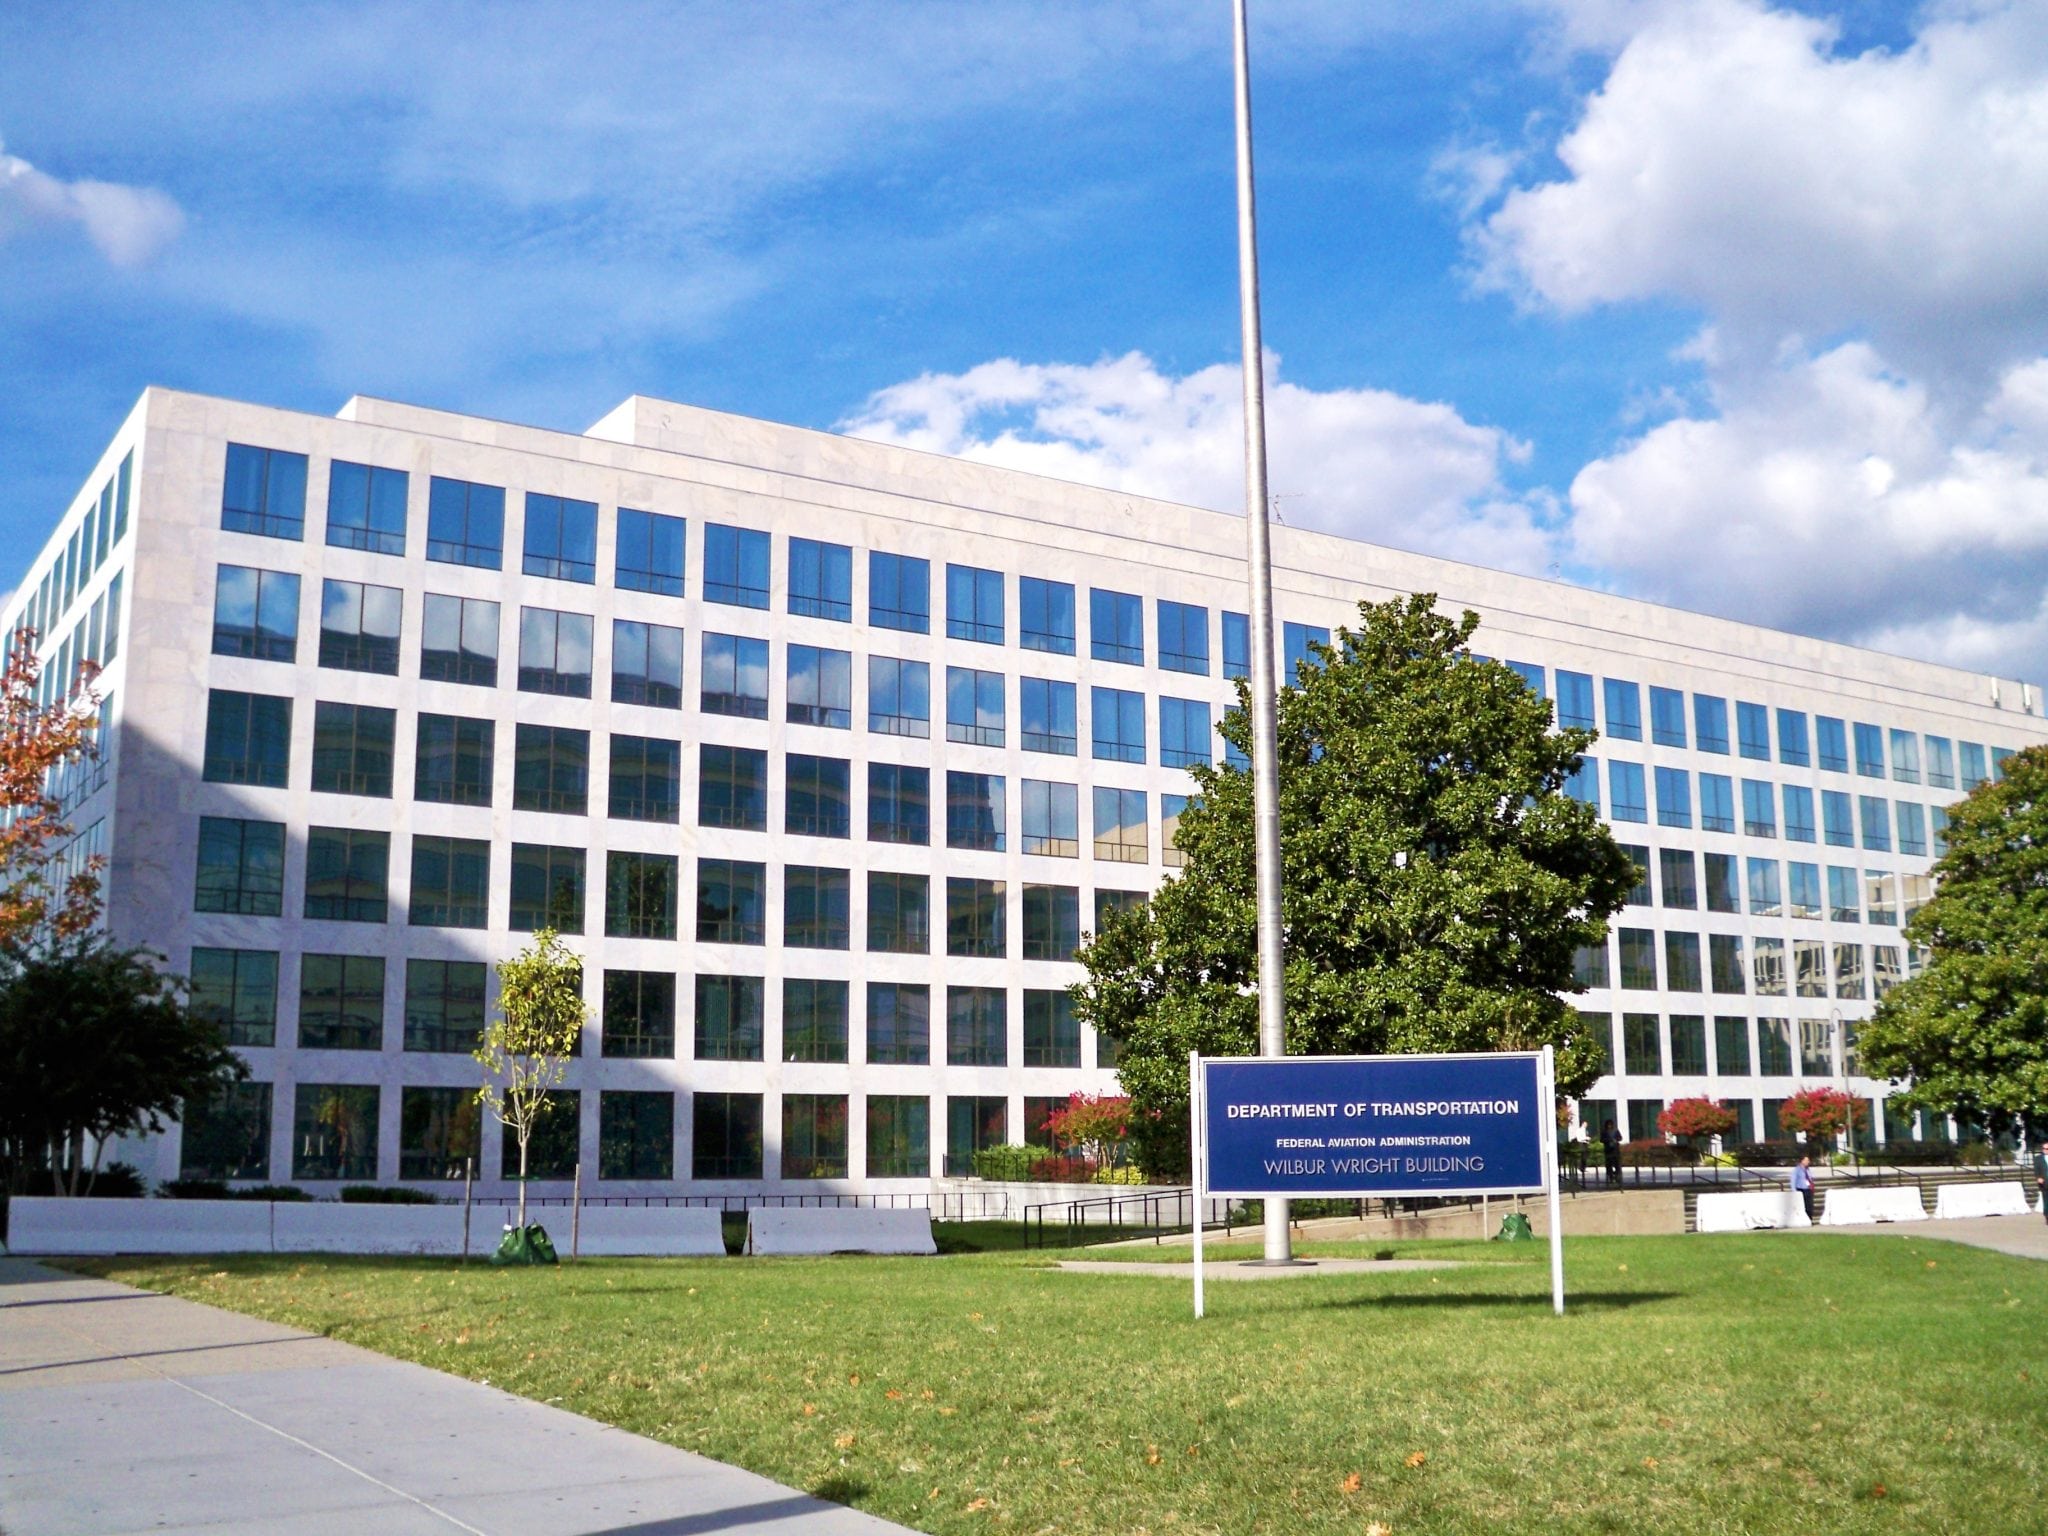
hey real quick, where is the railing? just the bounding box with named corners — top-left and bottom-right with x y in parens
top-left (1022, 1187), bottom-right (1221, 1248)
top-left (470, 1189), bottom-right (1020, 1221)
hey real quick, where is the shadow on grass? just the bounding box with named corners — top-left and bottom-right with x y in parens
top-left (808, 1475), bottom-right (872, 1505)
top-left (1326, 1289), bottom-right (1680, 1311)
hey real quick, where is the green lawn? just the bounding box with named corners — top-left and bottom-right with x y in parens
top-left (77, 1232), bottom-right (2048, 1536)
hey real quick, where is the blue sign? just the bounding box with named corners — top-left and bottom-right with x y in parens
top-left (1201, 1053), bottom-right (1546, 1197)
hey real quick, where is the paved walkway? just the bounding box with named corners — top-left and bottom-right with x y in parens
top-left (1057, 1256), bottom-right (1467, 1280)
top-left (1804, 1212), bottom-right (2048, 1261)
top-left (0, 1257), bottom-right (916, 1536)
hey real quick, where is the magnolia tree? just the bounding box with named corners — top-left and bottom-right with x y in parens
top-left (1777, 1087), bottom-right (1868, 1145)
top-left (475, 930), bottom-right (587, 1228)
top-left (1657, 1096), bottom-right (1739, 1146)
top-left (1044, 1093), bottom-right (1134, 1181)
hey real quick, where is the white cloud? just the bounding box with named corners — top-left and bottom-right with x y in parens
top-left (0, 140), bottom-right (183, 266)
top-left (842, 352), bottom-right (1558, 574)
top-left (1476, 0), bottom-right (2048, 380)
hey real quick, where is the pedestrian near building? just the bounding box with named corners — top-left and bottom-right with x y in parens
top-left (2033, 1140), bottom-right (2048, 1226)
top-left (1792, 1154), bottom-right (1816, 1223)
top-left (1602, 1120), bottom-right (1623, 1187)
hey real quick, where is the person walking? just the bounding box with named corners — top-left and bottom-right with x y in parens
top-left (1792, 1153), bottom-right (1816, 1223)
top-left (2033, 1139), bottom-right (2048, 1226)
top-left (1602, 1119), bottom-right (1623, 1187)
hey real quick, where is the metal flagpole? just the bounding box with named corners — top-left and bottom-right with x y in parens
top-left (1191, 1052), bottom-right (1206, 1319)
top-left (1542, 1047), bottom-right (1566, 1315)
top-left (1232, 0), bottom-right (1293, 1265)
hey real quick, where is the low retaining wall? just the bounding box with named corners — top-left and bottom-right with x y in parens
top-left (574, 1205), bottom-right (726, 1257)
top-left (6, 1198), bottom-right (275, 1256)
top-left (746, 1206), bottom-right (936, 1255)
top-left (274, 1203), bottom-right (468, 1256)
top-left (1696, 1190), bottom-right (1811, 1232)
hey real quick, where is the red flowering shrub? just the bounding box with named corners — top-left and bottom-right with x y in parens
top-left (1777, 1087), bottom-right (1869, 1141)
top-left (1658, 1096), bottom-right (1739, 1142)
top-left (1043, 1093), bottom-right (1133, 1183)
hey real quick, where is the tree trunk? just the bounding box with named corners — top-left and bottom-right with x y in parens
top-left (517, 1129), bottom-right (529, 1228)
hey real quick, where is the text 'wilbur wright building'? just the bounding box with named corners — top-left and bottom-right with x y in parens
top-left (23, 387), bottom-right (2046, 1196)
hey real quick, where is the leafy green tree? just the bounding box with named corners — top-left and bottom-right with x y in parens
top-left (1861, 745), bottom-right (2048, 1144)
top-left (0, 934), bottom-right (244, 1194)
top-left (476, 929), bottom-right (588, 1227)
top-left (1073, 594), bottom-right (1634, 1176)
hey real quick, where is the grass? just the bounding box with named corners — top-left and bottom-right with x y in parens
top-left (74, 1232), bottom-right (2048, 1536)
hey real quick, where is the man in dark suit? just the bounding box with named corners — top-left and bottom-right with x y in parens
top-left (1602, 1119), bottom-right (1623, 1186)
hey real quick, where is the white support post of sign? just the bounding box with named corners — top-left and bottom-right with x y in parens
top-left (1190, 1052), bottom-right (1207, 1320)
top-left (1541, 1045), bottom-right (1566, 1316)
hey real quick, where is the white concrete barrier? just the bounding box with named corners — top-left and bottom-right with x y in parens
top-left (1933, 1181), bottom-right (2032, 1219)
top-left (575, 1205), bottom-right (727, 1257)
top-left (745, 1206), bottom-right (937, 1256)
top-left (5, 1197), bottom-right (273, 1255)
top-left (1819, 1186), bottom-right (1928, 1225)
top-left (274, 1202), bottom-right (467, 1255)
top-left (1695, 1189), bottom-right (1811, 1232)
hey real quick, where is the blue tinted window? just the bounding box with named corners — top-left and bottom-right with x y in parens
top-left (1694, 695), bottom-right (1729, 754)
top-left (1826, 865), bottom-right (1859, 922)
top-left (1699, 773), bottom-right (1734, 833)
top-left (945, 666), bottom-right (1005, 747)
top-left (1283, 622), bottom-right (1329, 678)
top-left (1746, 858), bottom-right (1781, 917)
top-left (1959, 741), bottom-right (1989, 788)
top-left (1091, 687), bottom-right (1146, 764)
top-left (1160, 697), bottom-right (1212, 769)
top-left (1222, 612), bottom-right (1250, 680)
top-left (1741, 779), bottom-right (1777, 837)
top-left (1506, 660), bottom-right (1544, 697)
top-left (222, 444), bottom-right (308, 541)
top-left (946, 564), bottom-right (1004, 644)
top-left (701, 633), bottom-right (769, 718)
top-left (1564, 758), bottom-right (1599, 810)
top-left (1737, 702), bottom-right (1771, 761)
top-left (1557, 671), bottom-right (1595, 731)
top-left (616, 509), bottom-right (684, 596)
top-left (1889, 730), bottom-right (1921, 784)
top-left (868, 656), bottom-right (929, 738)
top-left (789, 645), bottom-right (854, 729)
top-left (427, 477), bottom-right (504, 569)
top-left (789, 538), bottom-right (852, 622)
top-left (1817, 716), bottom-right (1849, 772)
top-left (1019, 577), bottom-right (1075, 655)
top-left (1158, 601), bottom-right (1209, 675)
top-left (1859, 795), bottom-right (1891, 851)
top-left (1090, 588), bottom-right (1143, 665)
top-left (1649, 687), bottom-right (1686, 747)
top-left (1994, 746), bottom-right (2015, 780)
top-left (1654, 767), bottom-right (1691, 829)
top-left (326, 461), bottom-right (407, 555)
top-left (1776, 709), bottom-right (1810, 767)
top-left (1925, 736), bottom-right (1956, 789)
top-left (1853, 722), bottom-right (1885, 778)
top-left (213, 565), bottom-right (299, 662)
top-left (1897, 801), bottom-right (1928, 856)
top-left (1608, 761), bottom-right (1646, 822)
top-left (1821, 790), bottom-right (1854, 847)
top-left (1021, 677), bottom-right (1076, 756)
top-left (1787, 862), bottom-right (1822, 919)
top-left (1603, 679), bottom-right (1642, 742)
top-left (1783, 785), bottom-right (1816, 843)
top-left (870, 552), bottom-right (930, 633)
top-left (704, 524), bottom-right (770, 609)
top-left (521, 494), bottom-right (597, 584)
top-left (1931, 804), bottom-right (1950, 856)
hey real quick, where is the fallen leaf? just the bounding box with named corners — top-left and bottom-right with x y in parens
top-left (849, 1373), bottom-right (862, 1387)
top-left (1145, 1445), bottom-right (1162, 1466)
top-left (886, 1389), bottom-right (904, 1400)
top-left (1618, 1263), bottom-right (1628, 1272)
top-left (966, 1498), bottom-right (991, 1513)
top-left (922, 1389), bottom-right (937, 1401)
top-left (1366, 1523), bottom-right (1394, 1536)
top-left (1404, 1451), bottom-right (1427, 1469)
top-left (1872, 1483), bottom-right (1888, 1499)
top-left (835, 1432), bottom-right (856, 1450)
top-left (1643, 1458), bottom-right (1659, 1469)
top-left (1185, 1444), bottom-right (1200, 1458)
top-left (1926, 1260), bottom-right (1938, 1269)
top-left (969, 1312), bottom-right (984, 1322)
top-left (802, 1403), bottom-right (818, 1416)
top-left (938, 1406), bottom-right (958, 1417)
top-left (1340, 1473), bottom-right (1363, 1494)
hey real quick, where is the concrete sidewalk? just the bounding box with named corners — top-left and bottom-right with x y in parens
top-left (1803, 1212), bottom-right (2048, 1261)
top-left (0, 1257), bottom-right (917, 1536)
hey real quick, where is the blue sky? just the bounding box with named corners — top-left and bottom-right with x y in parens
top-left (5, 0), bottom-right (2048, 682)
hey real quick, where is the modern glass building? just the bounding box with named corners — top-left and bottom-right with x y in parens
top-left (27, 387), bottom-right (2045, 1193)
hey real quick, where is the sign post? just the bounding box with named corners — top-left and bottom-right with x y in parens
top-left (1190, 1050), bottom-right (1565, 1318)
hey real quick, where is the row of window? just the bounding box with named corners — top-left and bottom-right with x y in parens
top-left (223, 444), bottom-right (1313, 674)
top-left (1569, 761), bottom-right (1948, 854)
top-left (12, 449), bottom-right (130, 658)
top-left (212, 579), bottom-right (1235, 764)
top-left (182, 1079), bottom-right (1067, 1184)
top-left (1613, 846), bottom-right (1930, 924)
top-left (1576, 930), bottom-right (1909, 1001)
top-left (204, 704), bottom-right (1198, 855)
top-left (198, 814), bottom-right (1156, 939)
top-left (1521, 662), bottom-right (2014, 787)
top-left (1575, 1010), bottom-right (1856, 1080)
top-left (1571, 1092), bottom-right (1958, 1149)
top-left (194, 949), bottom-right (1107, 1068)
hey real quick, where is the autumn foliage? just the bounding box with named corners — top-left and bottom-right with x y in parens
top-left (0, 627), bottom-right (103, 944)
top-left (1042, 1093), bottom-right (1135, 1182)
top-left (1657, 1096), bottom-right (1739, 1142)
top-left (1777, 1086), bottom-right (1869, 1142)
